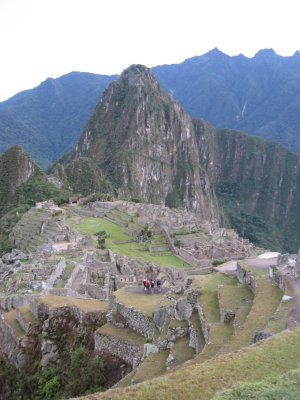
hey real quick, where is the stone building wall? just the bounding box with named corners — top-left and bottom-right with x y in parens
top-left (109, 297), bottom-right (155, 339)
top-left (0, 294), bottom-right (33, 311)
top-left (196, 302), bottom-right (209, 343)
top-left (236, 262), bottom-right (258, 293)
top-left (94, 330), bottom-right (142, 368)
top-left (269, 265), bottom-right (286, 292)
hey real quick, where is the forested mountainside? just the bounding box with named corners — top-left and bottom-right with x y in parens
top-left (153, 48), bottom-right (300, 154)
top-left (0, 72), bottom-right (115, 167)
top-left (194, 120), bottom-right (300, 252)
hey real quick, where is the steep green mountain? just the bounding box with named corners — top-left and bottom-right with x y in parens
top-left (153, 48), bottom-right (300, 154)
top-left (194, 119), bottom-right (300, 252)
top-left (57, 65), bottom-right (300, 252)
top-left (0, 72), bottom-right (116, 167)
top-left (59, 65), bottom-right (219, 222)
top-left (0, 145), bottom-right (69, 254)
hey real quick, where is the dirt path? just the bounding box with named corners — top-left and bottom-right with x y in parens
top-left (243, 256), bottom-right (278, 269)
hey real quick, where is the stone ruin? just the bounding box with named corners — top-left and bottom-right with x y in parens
top-left (276, 247), bottom-right (300, 277)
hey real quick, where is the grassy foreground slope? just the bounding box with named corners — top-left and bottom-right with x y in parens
top-left (77, 326), bottom-right (300, 400)
top-left (214, 367), bottom-right (300, 400)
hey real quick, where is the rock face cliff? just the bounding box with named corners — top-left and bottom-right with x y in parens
top-left (194, 119), bottom-right (300, 252)
top-left (62, 65), bottom-right (219, 222)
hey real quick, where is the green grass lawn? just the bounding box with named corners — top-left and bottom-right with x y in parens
top-left (68, 216), bottom-right (192, 268)
top-left (214, 367), bottom-right (300, 400)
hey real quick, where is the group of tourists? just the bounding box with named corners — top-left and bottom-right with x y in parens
top-left (143, 278), bottom-right (161, 293)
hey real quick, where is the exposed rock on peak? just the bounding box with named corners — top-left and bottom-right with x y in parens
top-left (64, 66), bottom-right (220, 222)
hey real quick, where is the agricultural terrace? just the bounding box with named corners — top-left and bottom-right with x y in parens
top-left (68, 216), bottom-right (193, 269)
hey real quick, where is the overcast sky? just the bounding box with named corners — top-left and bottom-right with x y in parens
top-left (0, 0), bottom-right (299, 101)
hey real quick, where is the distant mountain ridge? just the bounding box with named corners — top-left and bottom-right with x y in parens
top-left (0, 72), bottom-right (116, 167)
top-left (1, 49), bottom-right (300, 166)
top-left (153, 48), bottom-right (300, 154)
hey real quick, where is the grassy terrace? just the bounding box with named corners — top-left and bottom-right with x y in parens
top-left (219, 278), bottom-right (282, 354)
top-left (214, 367), bottom-right (300, 399)
top-left (190, 273), bottom-right (237, 362)
top-left (37, 295), bottom-right (107, 312)
top-left (17, 304), bottom-right (36, 324)
top-left (84, 326), bottom-right (300, 400)
top-left (114, 287), bottom-right (171, 317)
top-left (96, 323), bottom-right (145, 347)
top-left (218, 285), bottom-right (254, 334)
top-left (265, 277), bottom-right (295, 334)
top-left (171, 336), bottom-right (195, 367)
top-left (68, 216), bottom-right (192, 268)
top-left (218, 285), bottom-right (253, 314)
top-left (131, 350), bottom-right (169, 384)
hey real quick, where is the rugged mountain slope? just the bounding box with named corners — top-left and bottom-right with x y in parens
top-left (153, 48), bottom-right (300, 154)
top-left (61, 65), bottom-right (219, 221)
top-left (194, 119), bottom-right (300, 252)
top-left (59, 65), bottom-right (300, 252)
top-left (0, 146), bottom-right (69, 254)
top-left (0, 72), bottom-right (116, 167)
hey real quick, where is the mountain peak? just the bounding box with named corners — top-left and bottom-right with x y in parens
top-left (254, 48), bottom-right (278, 61)
top-left (118, 64), bottom-right (156, 87)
